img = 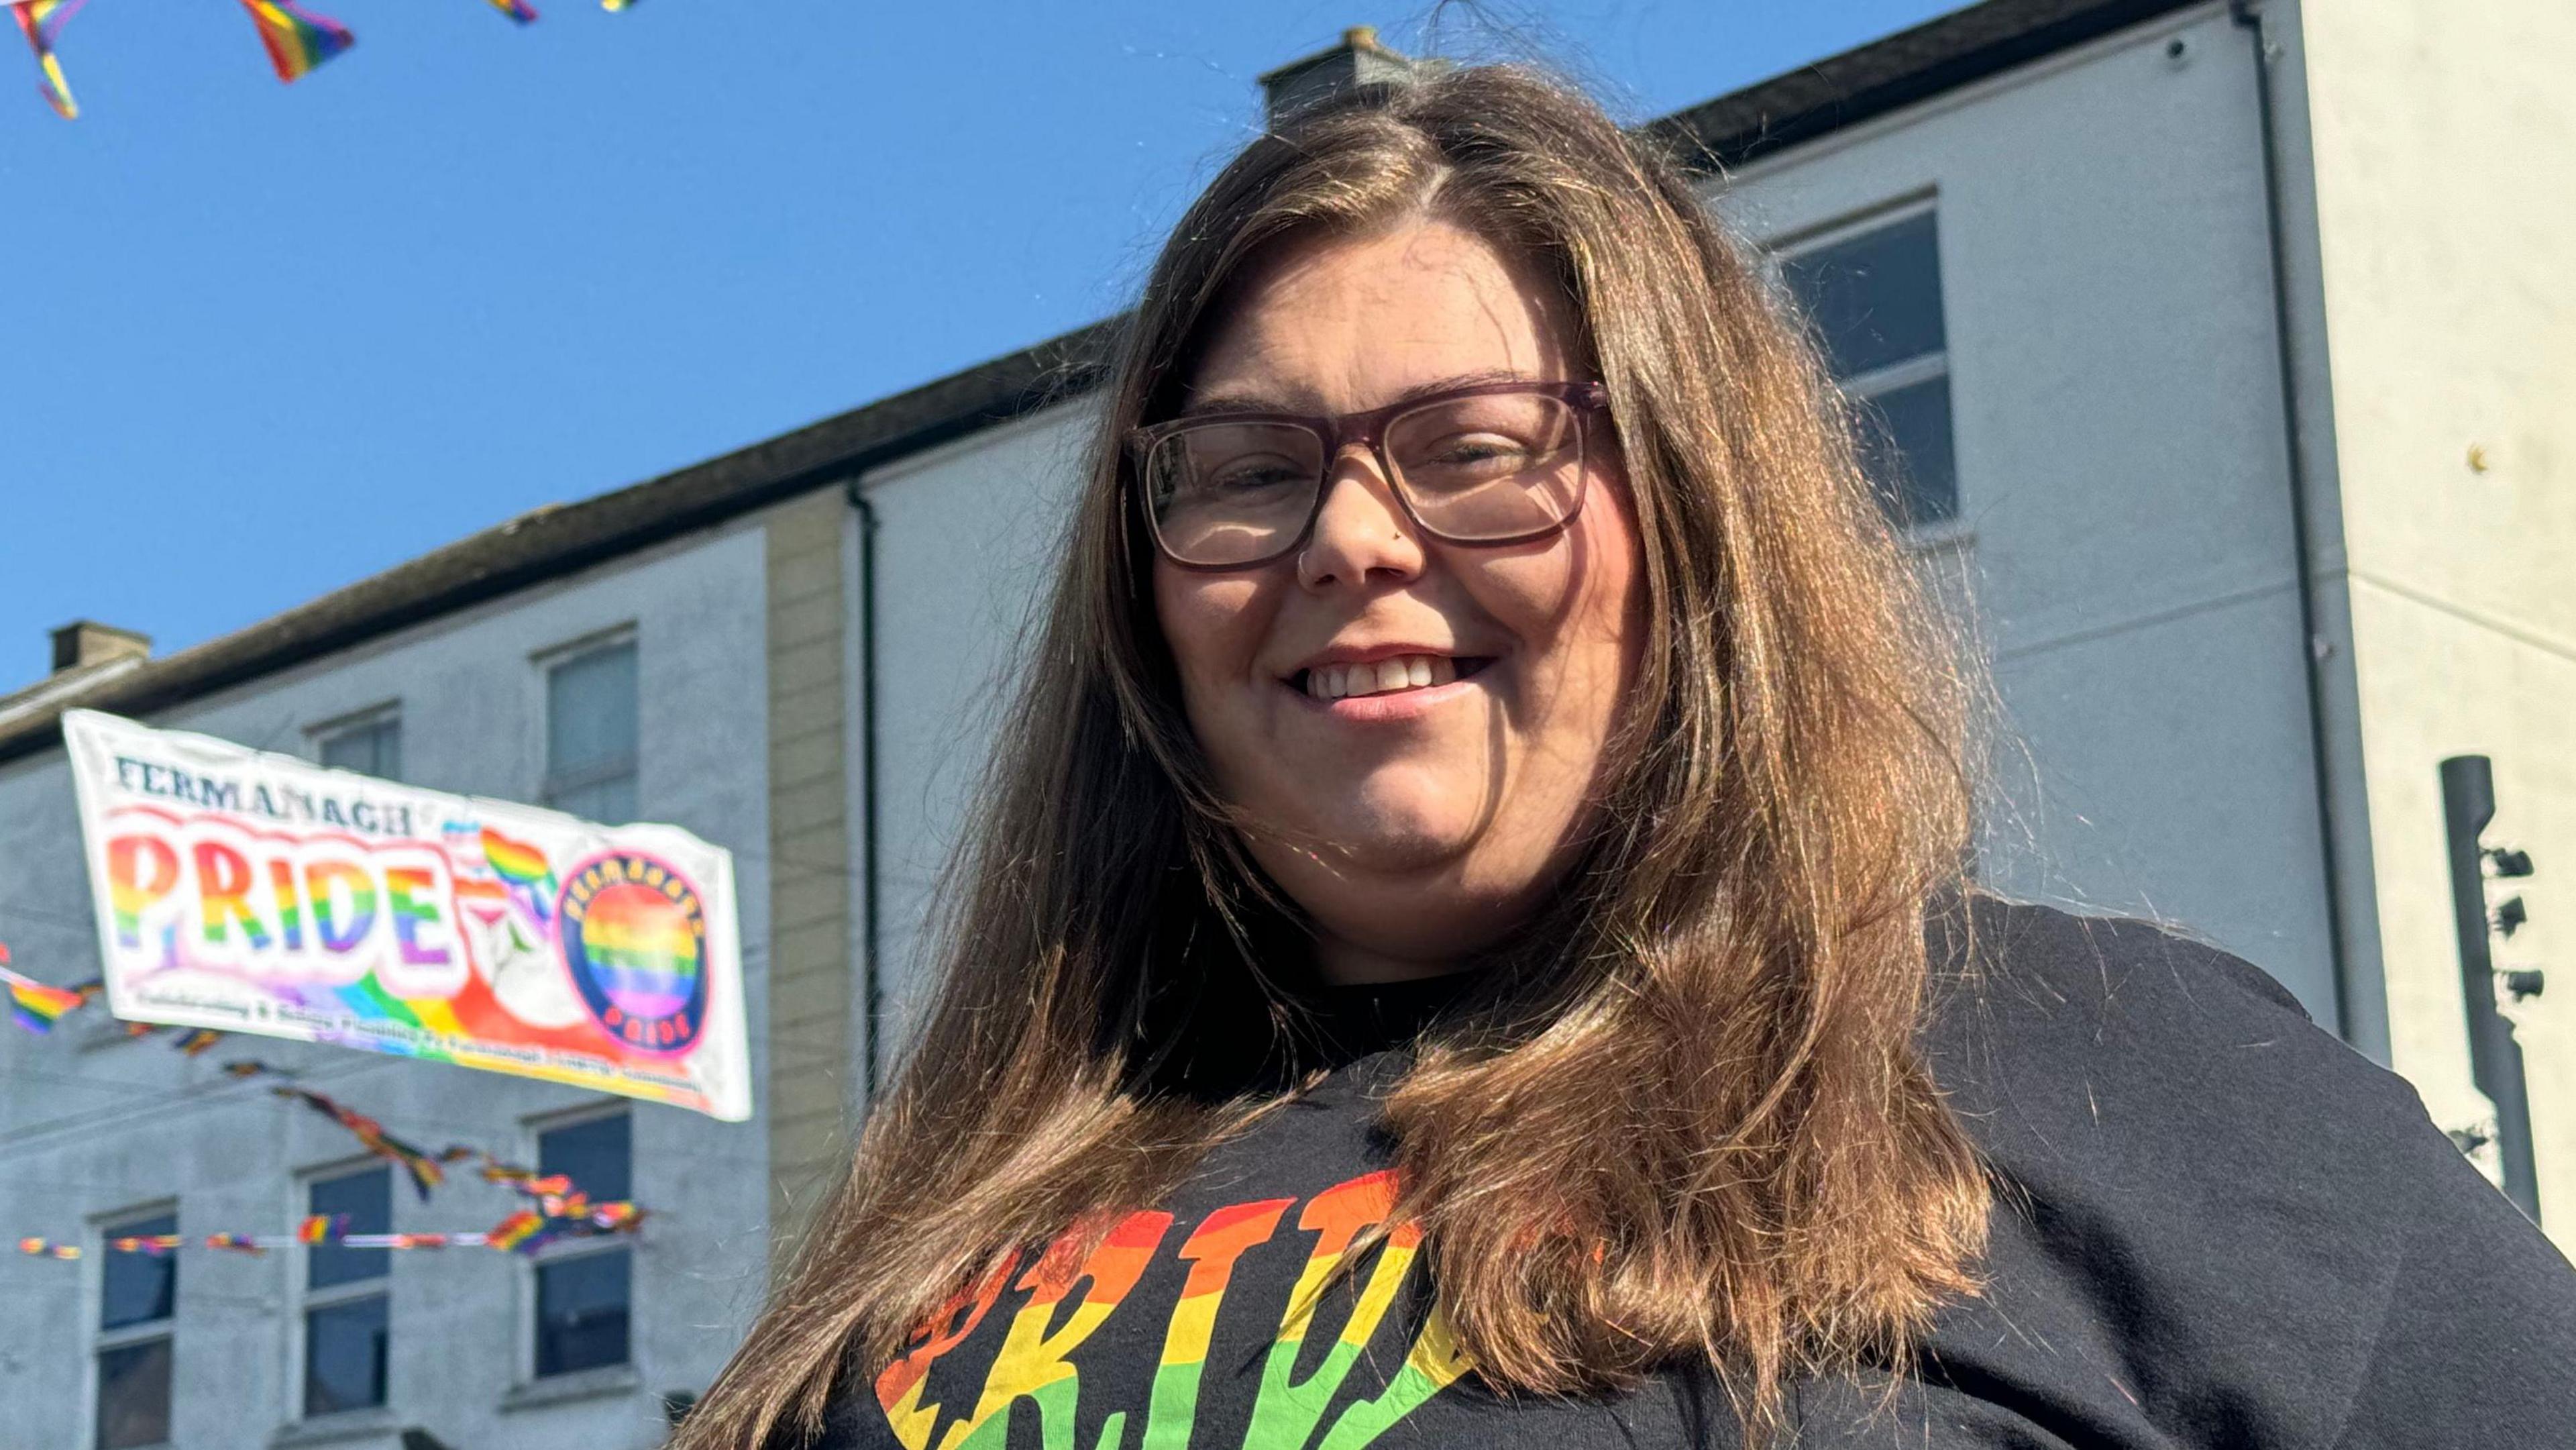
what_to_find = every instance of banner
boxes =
[62,709,750,1121]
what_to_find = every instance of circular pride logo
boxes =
[557,852,710,1055]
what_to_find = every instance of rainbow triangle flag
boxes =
[2,963,87,1035]
[237,0,354,84]
[487,0,540,21]
[9,0,87,121]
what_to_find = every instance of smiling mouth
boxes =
[1292,654,1496,703]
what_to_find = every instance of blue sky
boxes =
[0,0,1954,692]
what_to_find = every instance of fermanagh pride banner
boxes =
[62,709,751,1121]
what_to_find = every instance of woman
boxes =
[684,66,2576,1449]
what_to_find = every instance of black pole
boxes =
[2440,755,2540,1219]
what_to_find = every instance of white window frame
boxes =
[1766,197,1969,546]
[290,1159,394,1425]
[516,1102,638,1386]
[90,1200,179,1450]
[533,627,641,819]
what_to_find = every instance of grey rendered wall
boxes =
[1714,3,2345,1022]
[0,525,771,1450]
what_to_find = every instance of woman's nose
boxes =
[1295,446,1426,591]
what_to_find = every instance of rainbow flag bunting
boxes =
[3,962,87,1035]
[170,1028,225,1057]
[276,1086,449,1199]
[602,0,635,10]
[16,1237,80,1259]
[9,0,86,120]
[205,1233,265,1255]
[484,1209,544,1253]
[294,1214,350,1245]
[486,0,539,21]
[237,0,354,84]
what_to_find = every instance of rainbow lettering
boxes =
[874,1173,1473,1450]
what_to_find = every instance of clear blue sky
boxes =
[1,0,1954,692]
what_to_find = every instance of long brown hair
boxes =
[680,63,1990,1449]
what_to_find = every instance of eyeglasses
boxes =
[1131,379,1610,570]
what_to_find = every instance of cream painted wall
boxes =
[2290,0,2576,1219]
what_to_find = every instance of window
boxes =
[315,710,402,782]
[531,1111,632,1378]
[543,641,638,824]
[95,1210,176,1450]
[301,1166,391,1418]
[1777,208,1960,529]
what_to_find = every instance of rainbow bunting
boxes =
[275,1087,447,1199]
[237,0,353,84]
[9,0,86,120]
[601,0,635,9]
[170,1028,225,1057]
[295,1214,349,1245]
[205,1233,265,1255]
[109,1233,186,1255]
[484,1209,544,1253]
[16,1236,80,1259]
[3,962,87,1035]
[486,0,539,20]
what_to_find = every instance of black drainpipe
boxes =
[2231,0,2367,1053]
[847,484,883,1099]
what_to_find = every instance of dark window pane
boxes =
[1854,375,1960,528]
[1781,211,1947,380]
[547,774,637,827]
[547,645,638,778]
[95,1338,171,1450]
[535,1249,631,1378]
[100,1214,176,1331]
[320,719,400,782]
[303,1296,389,1416]
[308,1168,391,1290]
[537,1113,631,1204]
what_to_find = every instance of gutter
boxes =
[2231,0,2379,1057]
[845,484,885,1100]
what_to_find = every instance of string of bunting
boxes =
[3,941,651,1261]
[7,0,642,121]
[15,1198,644,1260]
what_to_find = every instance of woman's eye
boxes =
[1205,458,1307,493]
[1419,434,1533,469]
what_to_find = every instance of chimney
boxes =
[1257,25,1424,127]
[50,619,152,675]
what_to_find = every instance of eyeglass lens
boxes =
[1145,391,1585,568]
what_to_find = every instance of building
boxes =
[0,0,2567,1444]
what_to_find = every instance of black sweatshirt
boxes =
[804,896,2576,1449]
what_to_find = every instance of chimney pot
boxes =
[1257,24,1426,127]
[50,620,152,675]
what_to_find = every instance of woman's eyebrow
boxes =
[1179,368,1544,419]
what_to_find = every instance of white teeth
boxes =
[1302,654,1463,701]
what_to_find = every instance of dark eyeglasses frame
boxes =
[1128,378,1612,572]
